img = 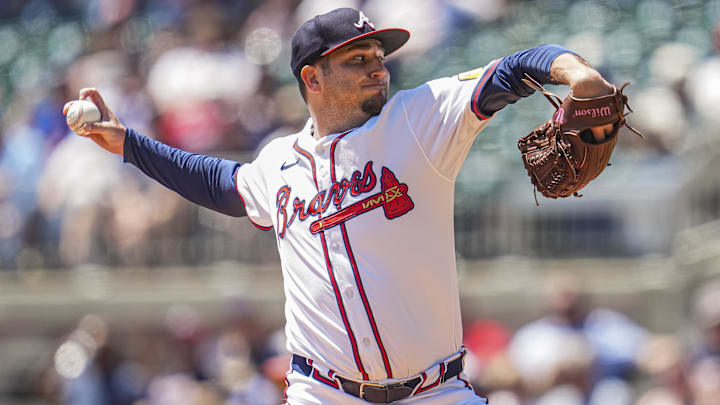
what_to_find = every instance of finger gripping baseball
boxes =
[518,74,642,204]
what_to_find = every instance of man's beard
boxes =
[361,92,387,116]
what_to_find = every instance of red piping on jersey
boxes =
[471,58,502,120]
[330,132,394,379]
[415,372,427,395]
[233,168,273,231]
[312,368,340,388]
[339,223,394,378]
[283,370,291,400]
[415,362,445,394]
[293,140,318,186]
[308,358,339,388]
[294,140,370,381]
[458,374,472,390]
[317,232,369,380]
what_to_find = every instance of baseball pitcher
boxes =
[64,8,635,404]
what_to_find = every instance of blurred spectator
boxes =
[690,279,720,361]
[507,274,648,404]
[50,315,114,405]
[463,318,514,395]
[40,311,285,405]
[36,132,123,266]
[0,120,46,268]
[146,3,262,152]
[635,335,691,405]
[139,373,222,405]
[684,279,720,404]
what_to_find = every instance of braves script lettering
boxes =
[276,162,376,238]
[308,167,413,234]
[573,105,612,119]
[276,163,414,237]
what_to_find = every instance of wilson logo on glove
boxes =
[573,106,612,119]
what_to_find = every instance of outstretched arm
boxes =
[472,44,614,140]
[123,129,247,217]
[63,88,247,218]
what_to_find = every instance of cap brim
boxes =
[320,28,410,57]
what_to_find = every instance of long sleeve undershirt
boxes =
[471,44,577,119]
[122,44,575,217]
[123,128,247,217]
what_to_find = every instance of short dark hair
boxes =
[296,57,331,103]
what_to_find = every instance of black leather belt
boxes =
[291,352,465,403]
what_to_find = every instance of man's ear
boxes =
[301,65,321,94]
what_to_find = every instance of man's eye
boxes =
[353,55,364,62]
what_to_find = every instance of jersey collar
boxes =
[297,118,358,155]
[296,118,317,153]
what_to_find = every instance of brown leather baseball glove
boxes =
[518,74,642,204]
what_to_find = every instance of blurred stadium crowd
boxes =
[1,0,720,269]
[7,274,720,405]
[462,276,720,405]
[2,0,720,404]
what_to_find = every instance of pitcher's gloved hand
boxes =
[517,74,643,204]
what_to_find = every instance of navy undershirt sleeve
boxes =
[471,44,578,119]
[123,128,247,217]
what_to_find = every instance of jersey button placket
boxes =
[318,141,384,378]
[328,239,385,377]
[324,228,377,375]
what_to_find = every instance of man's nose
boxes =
[370,62,387,79]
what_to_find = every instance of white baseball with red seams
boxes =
[235,64,496,401]
[65,99,101,133]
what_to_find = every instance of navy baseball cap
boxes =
[291,8,410,81]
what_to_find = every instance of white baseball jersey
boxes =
[235,64,495,383]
